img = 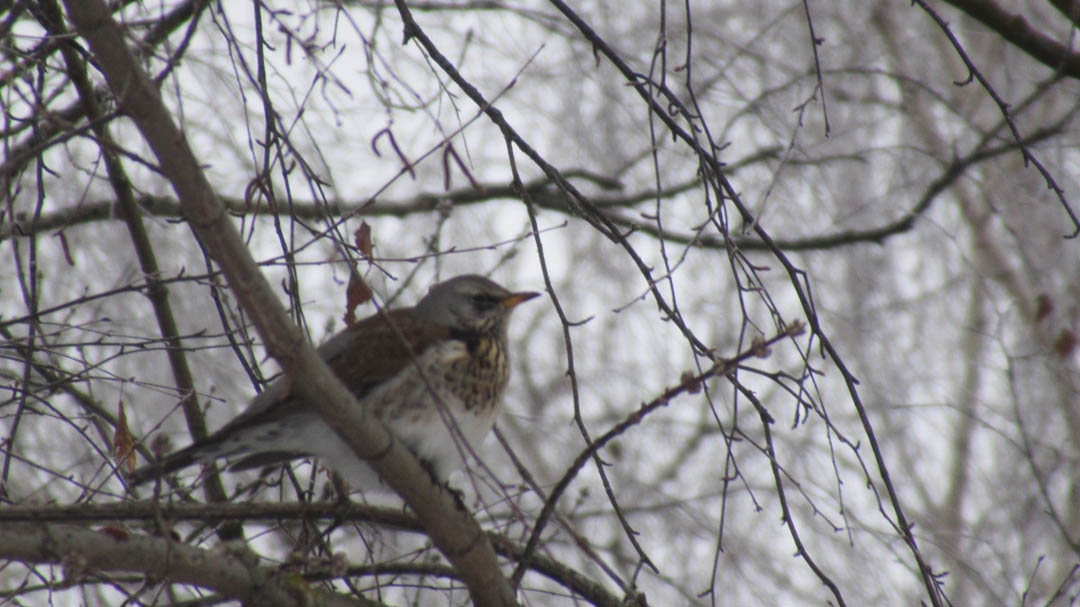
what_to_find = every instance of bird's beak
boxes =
[501,291,541,309]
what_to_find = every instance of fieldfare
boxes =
[128,274,540,490]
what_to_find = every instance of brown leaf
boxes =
[354,221,374,259]
[113,401,136,475]
[98,524,132,542]
[343,269,373,327]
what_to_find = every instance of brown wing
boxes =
[214,308,452,434]
[323,307,453,401]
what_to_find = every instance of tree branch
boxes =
[0,501,626,606]
[944,0,1080,79]
[0,523,379,607]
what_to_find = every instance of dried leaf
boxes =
[113,401,136,475]
[344,269,373,327]
[98,524,132,542]
[354,221,374,259]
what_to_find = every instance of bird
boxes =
[128,274,540,490]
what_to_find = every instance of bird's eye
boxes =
[470,293,500,312]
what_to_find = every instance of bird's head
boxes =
[415,274,539,335]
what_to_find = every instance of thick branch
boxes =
[0,501,626,607]
[944,0,1080,79]
[0,523,378,607]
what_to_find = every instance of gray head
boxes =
[414,274,539,334]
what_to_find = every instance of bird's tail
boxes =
[126,436,236,486]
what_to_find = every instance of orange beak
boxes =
[501,291,541,309]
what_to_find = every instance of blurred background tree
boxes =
[1,0,1078,605]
